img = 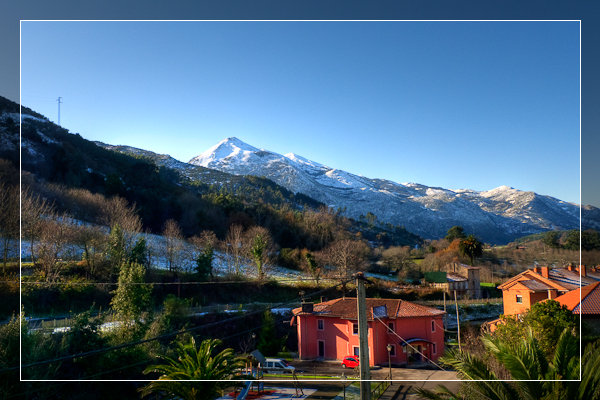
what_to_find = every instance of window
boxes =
[353,323,358,335]
[387,322,394,333]
[317,319,324,330]
[516,295,523,304]
[353,346,360,356]
[433,343,437,354]
[431,320,436,332]
[389,344,396,356]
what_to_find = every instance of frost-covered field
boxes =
[13,223,304,282]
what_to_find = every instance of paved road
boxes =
[288,359,457,380]
[261,360,460,399]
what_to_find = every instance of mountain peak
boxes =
[189,137,260,167]
[217,136,258,151]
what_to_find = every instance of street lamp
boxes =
[386,344,393,381]
[342,372,347,400]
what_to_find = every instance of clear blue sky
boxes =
[21,21,580,203]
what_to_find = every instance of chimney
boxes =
[547,289,558,300]
[567,263,575,272]
[533,266,541,274]
[301,302,314,313]
[540,266,549,279]
[578,265,587,277]
[320,296,326,303]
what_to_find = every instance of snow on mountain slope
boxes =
[188,137,584,243]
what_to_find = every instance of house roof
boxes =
[516,279,555,292]
[292,297,445,321]
[446,273,467,282]
[553,282,600,315]
[548,268,599,290]
[497,267,598,292]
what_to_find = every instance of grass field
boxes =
[480,282,499,288]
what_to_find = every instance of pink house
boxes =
[291,297,445,366]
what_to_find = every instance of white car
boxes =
[262,358,296,374]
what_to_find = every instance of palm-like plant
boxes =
[417,329,599,400]
[140,337,244,400]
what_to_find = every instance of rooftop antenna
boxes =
[57,97,62,125]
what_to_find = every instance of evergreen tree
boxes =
[564,230,580,251]
[446,225,466,242]
[195,247,214,280]
[458,234,483,265]
[257,310,284,356]
[302,250,322,285]
[110,261,152,323]
[129,237,148,266]
[108,224,126,271]
[542,231,561,249]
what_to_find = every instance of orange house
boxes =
[497,265,600,316]
[291,298,445,366]
[552,281,600,315]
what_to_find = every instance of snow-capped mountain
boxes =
[189,137,584,243]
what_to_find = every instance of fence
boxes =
[371,374,391,400]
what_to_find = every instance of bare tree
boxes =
[324,238,370,290]
[163,219,184,274]
[0,182,18,272]
[35,211,76,281]
[21,188,53,264]
[381,246,413,272]
[101,196,142,256]
[73,224,108,279]
[224,224,244,275]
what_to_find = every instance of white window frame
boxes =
[353,346,360,356]
[352,322,358,335]
[516,294,523,304]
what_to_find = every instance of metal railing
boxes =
[371,374,391,400]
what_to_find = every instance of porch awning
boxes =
[400,338,433,346]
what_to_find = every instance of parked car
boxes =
[262,358,296,374]
[342,356,359,368]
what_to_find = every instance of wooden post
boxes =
[443,291,447,328]
[356,273,371,400]
[454,290,461,352]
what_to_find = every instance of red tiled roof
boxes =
[554,282,600,315]
[292,297,444,321]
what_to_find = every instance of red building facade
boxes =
[291,298,445,366]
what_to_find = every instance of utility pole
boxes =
[454,290,461,352]
[57,97,62,126]
[355,272,371,400]
[443,291,447,327]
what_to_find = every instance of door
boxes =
[318,340,325,358]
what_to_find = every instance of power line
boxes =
[3,278,351,374]
[12,277,344,285]
[4,312,294,398]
